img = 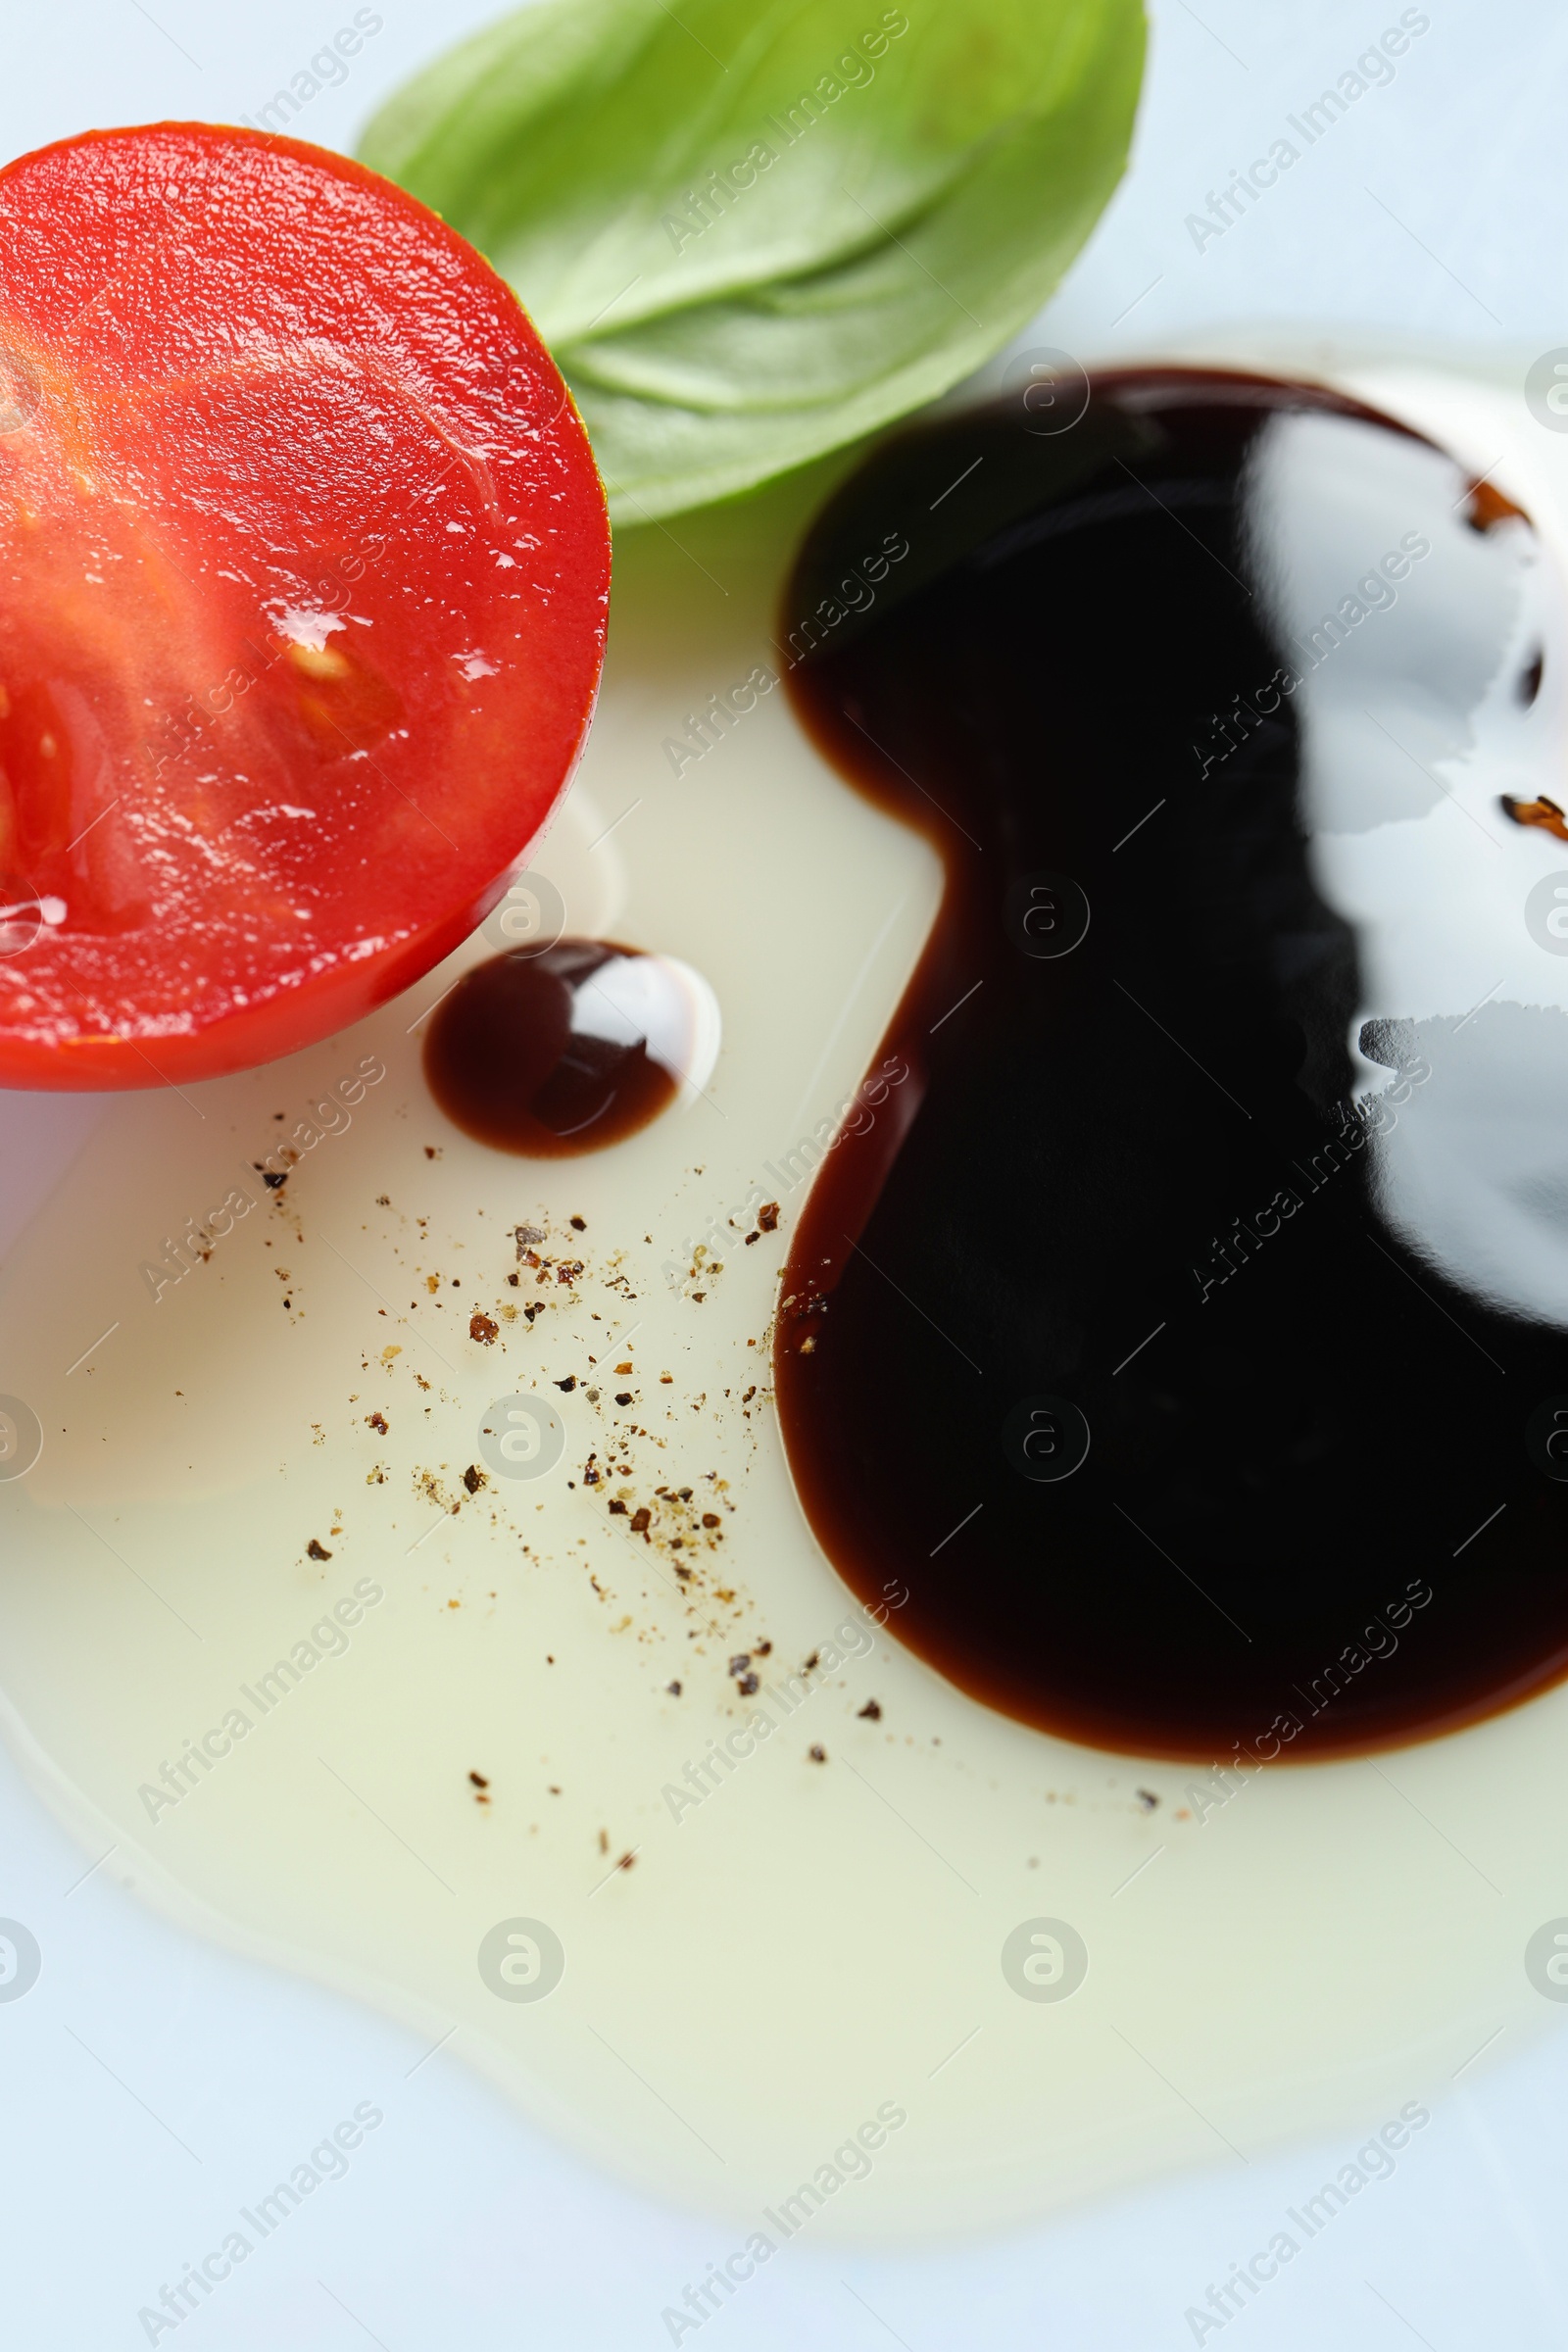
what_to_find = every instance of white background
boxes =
[3,3,1568,2345]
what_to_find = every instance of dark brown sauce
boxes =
[775,367,1568,1762]
[424,941,677,1155]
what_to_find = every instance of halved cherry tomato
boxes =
[0,123,609,1088]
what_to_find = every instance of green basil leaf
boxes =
[360,0,1145,521]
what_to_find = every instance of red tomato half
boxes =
[0,124,609,1088]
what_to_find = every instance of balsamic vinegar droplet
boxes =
[424,940,711,1157]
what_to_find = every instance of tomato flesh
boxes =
[0,123,609,1087]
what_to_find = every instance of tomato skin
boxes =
[0,123,610,1089]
